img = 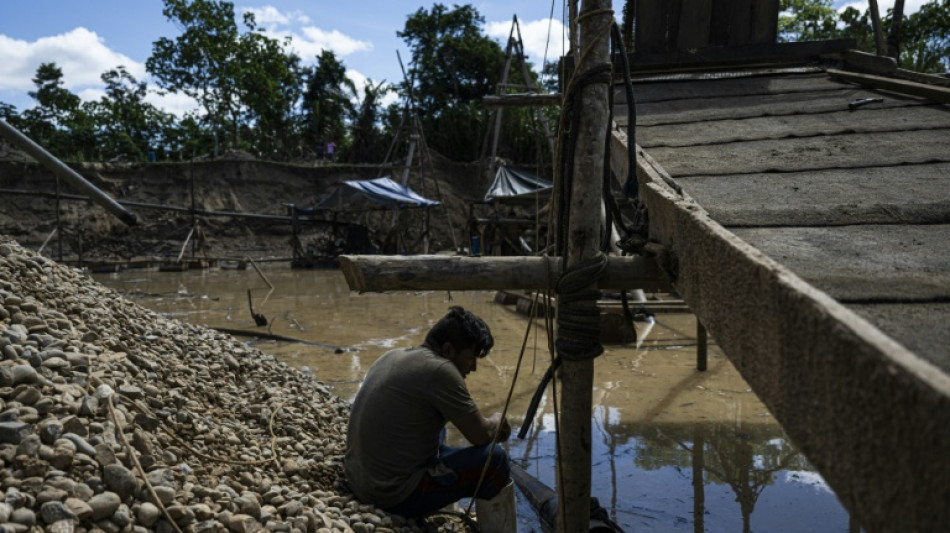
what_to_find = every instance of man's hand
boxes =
[488,412,512,442]
[453,411,512,445]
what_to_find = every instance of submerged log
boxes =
[338,255,670,293]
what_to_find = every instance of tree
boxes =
[900,0,950,72]
[301,50,356,157]
[778,0,840,42]
[398,4,506,160]
[147,0,245,156]
[236,18,304,160]
[347,80,392,163]
[17,62,97,160]
[94,66,174,161]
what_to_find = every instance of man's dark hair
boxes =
[425,306,494,358]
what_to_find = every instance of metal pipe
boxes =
[0,118,137,226]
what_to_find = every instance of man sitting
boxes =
[344,306,513,521]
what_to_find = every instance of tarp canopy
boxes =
[484,165,553,201]
[315,177,440,210]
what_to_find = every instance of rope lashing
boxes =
[555,252,608,362]
[518,254,607,438]
[556,62,613,256]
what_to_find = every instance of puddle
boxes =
[95,266,861,532]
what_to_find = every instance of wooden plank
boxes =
[337,255,672,292]
[637,104,950,147]
[635,0,673,52]
[727,0,753,45]
[620,87,929,127]
[732,224,950,301]
[751,0,780,44]
[625,39,856,73]
[628,72,845,103]
[849,303,950,374]
[646,128,950,176]
[828,68,950,103]
[609,126,950,533]
[677,0,713,50]
[679,163,950,226]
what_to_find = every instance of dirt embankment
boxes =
[0,154,484,262]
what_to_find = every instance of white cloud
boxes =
[485,18,568,68]
[77,88,106,103]
[346,69,399,109]
[297,26,372,58]
[241,6,310,30]
[0,28,144,93]
[238,6,371,61]
[145,90,201,118]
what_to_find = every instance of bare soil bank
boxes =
[0,154,485,262]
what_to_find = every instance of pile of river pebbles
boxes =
[0,238,461,533]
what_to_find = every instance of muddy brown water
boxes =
[94,266,860,532]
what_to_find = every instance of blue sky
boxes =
[0,1,926,116]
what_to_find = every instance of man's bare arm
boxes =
[452,411,511,446]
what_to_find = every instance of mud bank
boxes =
[0,237,449,532]
[0,157,483,262]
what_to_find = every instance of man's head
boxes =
[425,306,493,377]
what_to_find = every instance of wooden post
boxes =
[697,320,708,371]
[868,0,886,57]
[558,1,611,531]
[887,0,906,60]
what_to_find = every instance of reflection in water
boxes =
[95,267,858,532]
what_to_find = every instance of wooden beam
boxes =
[482,93,562,108]
[338,255,670,292]
[827,68,950,104]
[842,50,950,87]
[624,39,856,73]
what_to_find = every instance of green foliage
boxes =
[236,25,304,160]
[92,66,175,161]
[147,0,246,154]
[347,80,392,163]
[398,3,505,160]
[302,50,356,157]
[900,0,950,72]
[779,0,949,73]
[19,63,90,159]
[778,0,840,42]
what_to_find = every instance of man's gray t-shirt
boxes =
[344,346,478,507]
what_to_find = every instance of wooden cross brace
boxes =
[338,254,671,293]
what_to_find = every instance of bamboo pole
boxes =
[887,0,906,60]
[558,1,612,530]
[868,0,886,56]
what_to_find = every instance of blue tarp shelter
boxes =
[484,165,552,201]
[316,177,439,210]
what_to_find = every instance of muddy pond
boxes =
[94,266,860,532]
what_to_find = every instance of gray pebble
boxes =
[88,491,121,521]
[39,501,76,524]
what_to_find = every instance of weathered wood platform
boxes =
[611,66,950,532]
